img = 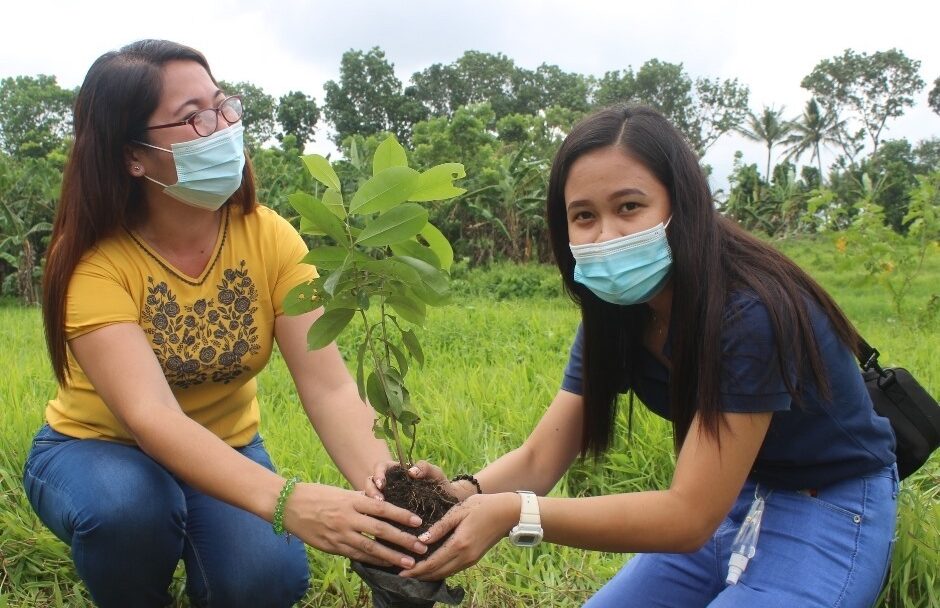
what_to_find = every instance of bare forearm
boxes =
[131,406,284,521]
[454,444,567,501]
[463,390,582,500]
[540,491,712,553]
[303,381,392,489]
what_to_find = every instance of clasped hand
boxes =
[283,482,429,569]
[368,461,520,581]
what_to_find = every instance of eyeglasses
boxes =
[145,95,243,138]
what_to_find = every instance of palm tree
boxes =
[781,99,844,184]
[736,105,793,183]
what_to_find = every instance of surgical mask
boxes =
[136,124,246,211]
[570,218,673,305]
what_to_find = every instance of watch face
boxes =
[514,534,540,547]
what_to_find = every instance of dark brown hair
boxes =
[43,39,257,384]
[547,105,860,455]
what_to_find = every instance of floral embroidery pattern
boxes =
[142,260,260,388]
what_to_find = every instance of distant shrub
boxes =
[450,262,565,300]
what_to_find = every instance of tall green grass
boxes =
[1,236,937,606]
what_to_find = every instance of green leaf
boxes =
[322,269,344,296]
[382,339,409,377]
[401,416,415,439]
[349,138,362,169]
[409,281,451,307]
[356,204,428,247]
[288,192,349,245]
[322,188,346,219]
[420,223,454,271]
[301,154,341,191]
[349,167,420,215]
[386,294,426,326]
[394,256,450,305]
[408,163,467,202]
[401,330,424,367]
[356,342,368,401]
[372,418,389,440]
[302,247,369,271]
[324,292,358,310]
[367,372,390,416]
[282,281,319,316]
[391,240,441,269]
[299,216,324,236]
[361,258,422,287]
[373,135,408,175]
[397,410,420,426]
[306,308,354,350]
[384,366,404,385]
[367,370,404,417]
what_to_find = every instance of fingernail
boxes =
[409,466,420,475]
[376,494,384,501]
[419,532,430,542]
[410,516,422,526]
[376,479,383,489]
[414,542,428,554]
[401,557,415,568]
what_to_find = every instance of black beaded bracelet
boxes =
[451,474,482,495]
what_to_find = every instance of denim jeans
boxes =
[23,425,310,608]
[584,465,899,608]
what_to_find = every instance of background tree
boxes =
[690,76,751,154]
[276,90,320,151]
[0,75,74,158]
[530,64,593,115]
[0,153,61,301]
[324,47,428,146]
[593,60,747,155]
[218,80,276,149]
[782,98,844,182]
[801,48,925,154]
[913,137,940,174]
[929,76,940,115]
[864,139,920,233]
[737,105,793,181]
[411,51,517,119]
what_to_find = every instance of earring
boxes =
[134,165,141,171]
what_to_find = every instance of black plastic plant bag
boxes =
[351,560,465,608]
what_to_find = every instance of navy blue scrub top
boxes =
[562,292,896,490]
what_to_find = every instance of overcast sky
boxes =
[2,0,938,191]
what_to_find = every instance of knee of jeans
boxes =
[73,473,185,544]
[203,553,310,608]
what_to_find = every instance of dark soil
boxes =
[380,465,459,562]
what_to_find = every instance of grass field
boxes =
[1,234,937,606]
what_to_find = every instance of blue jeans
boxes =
[585,465,899,608]
[22,425,310,608]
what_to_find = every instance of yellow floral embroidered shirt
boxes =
[45,204,317,446]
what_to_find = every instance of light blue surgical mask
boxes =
[570,218,673,305]
[136,124,245,211]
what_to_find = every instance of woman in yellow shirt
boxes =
[23,39,427,608]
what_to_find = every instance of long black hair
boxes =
[547,105,860,455]
[44,39,257,384]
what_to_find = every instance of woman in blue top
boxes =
[378,105,898,607]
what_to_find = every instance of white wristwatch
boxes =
[508,490,543,547]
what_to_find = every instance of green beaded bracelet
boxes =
[272,475,300,537]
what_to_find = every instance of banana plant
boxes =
[0,197,52,304]
[283,136,465,466]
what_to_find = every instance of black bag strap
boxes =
[856,336,888,377]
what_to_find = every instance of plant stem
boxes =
[360,308,407,467]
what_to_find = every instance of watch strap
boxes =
[516,490,540,526]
